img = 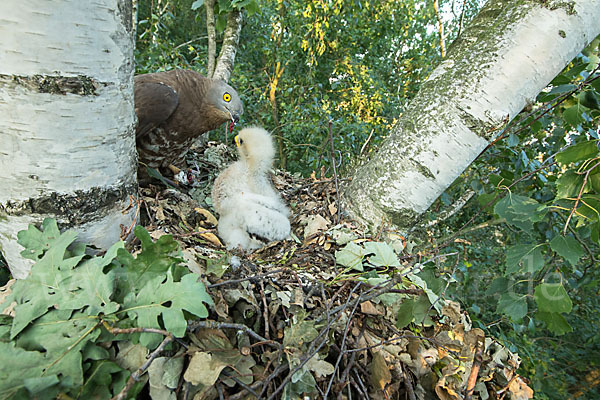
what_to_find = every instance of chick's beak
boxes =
[234,135,241,147]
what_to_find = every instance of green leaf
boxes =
[555,140,599,164]
[562,105,584,127]
[0,341,56,399]
[534,283,572,313]
[477,193,498,213]
[363,242,400,267]
[7,228,82,338]
[191,0,204,10]
[116,226,183,297]
[335,242,368,271]
[505,244,545,274]
[124,272,212,347]
[16,218,63,261]
[79,360,125,400]
[535,311,573,335]
[497,293,527,321]
[494,194,546,231]
[396,299,415,329]
[549,235,584,266]
[485,277,509,295]
[412,294,434,326]
[6,234,122,339]
[283,319,319,349]
[23,376,60,395]
[17,310,101,387]
[556,170,585,198]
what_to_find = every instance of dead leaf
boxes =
[360,300,382,315]
[194,207,218,227]
[0,279,16,316]
[302,214,331,239]
[508,376,534,400]
[328,202,338,216]
[369,352,391,391]
[198,231,223,247]
[442,300,462,324]
[306,356,335,378]
[184,352,227,386]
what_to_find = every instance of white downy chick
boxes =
[212,126,291,250]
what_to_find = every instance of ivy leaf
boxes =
[364,242,400,267]
[549,235,584,266]
[505,244,545,274]
[555,140,599,164]
[124,272,212,347]
[283,319,319,349]
[534,283,572,313]
[335,242,368,271]
[535,311,573,335]
[497,293,527,321]
[494,194,546,231]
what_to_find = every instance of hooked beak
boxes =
[230,111,240,124]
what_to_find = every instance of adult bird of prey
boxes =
[134,69,244,174]
[212,127,291,251]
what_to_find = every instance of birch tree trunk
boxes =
[0,0,137,279]
[344,0,600,231]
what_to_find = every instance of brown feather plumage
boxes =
[134,69,243,171]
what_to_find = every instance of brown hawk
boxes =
[134,69,243,172]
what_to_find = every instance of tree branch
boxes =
[213,8,243,82]
[205,0,216,77]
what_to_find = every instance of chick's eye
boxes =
[223,92,231,102]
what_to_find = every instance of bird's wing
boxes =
[242,202,291,242]
[134,81,179,139]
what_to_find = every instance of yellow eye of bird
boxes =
[223,92,231,102]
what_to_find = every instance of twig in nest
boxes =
[111,334,173,400]
[228,381,264,400]
[187,321,281,350]
[328,120,342,224]
[120,194,141,240]
[323,282,364,398]
[102,320,171,337]
[259,280,271,340]
[465,339,485,399]
[207,268,286,289]
[400,362,417,400]
[221,370,261,398]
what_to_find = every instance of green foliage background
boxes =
[133,1,600,397]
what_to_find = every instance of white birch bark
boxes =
[344,0,600,231]
[0,0,137,278]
